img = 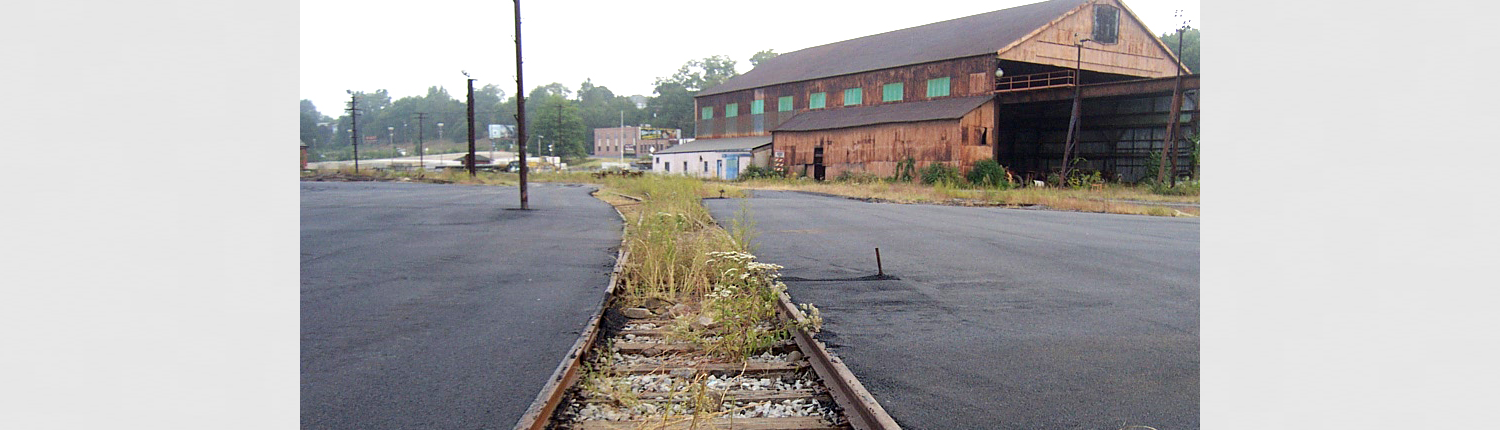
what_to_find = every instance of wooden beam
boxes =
[613,361,805,375]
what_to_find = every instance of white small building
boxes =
[651,136,772,180]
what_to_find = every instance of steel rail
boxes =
[773,293,901,430]
[515,188,898,429]
[513,190,628,430]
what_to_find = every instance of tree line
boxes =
[301,51,761,163]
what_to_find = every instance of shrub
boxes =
[1150,179,1200,196]
[1066,169,1103,190]
[1141,151,1162,185]
[893,157,917,182]
[966,159,1012,189]
[920,162,962,185]
[738,165,778,180]
[834,170,883,184]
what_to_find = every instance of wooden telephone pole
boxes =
[514,0,529,209]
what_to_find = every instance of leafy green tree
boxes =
[300,100,333,148]
[527,93,587,160]
[646,56,742,137]
[664,55,739,92]
[330,89,393,149]
[749,49,778,68]
[647,81,695,137]
[1159,27,1199,73]
[577,78,648,154]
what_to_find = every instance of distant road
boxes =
[706,191,1199,429]
[301,182,619,429]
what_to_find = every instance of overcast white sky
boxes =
[300,0,1198,116]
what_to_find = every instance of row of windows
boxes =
[701,77,952,120]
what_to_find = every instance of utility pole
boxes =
[465,71,477,177]
[515,0,529,209]
[414,112,427,171]
[1060,38,1090,187]
[1158,12,1190,186]
[346,91,360,173]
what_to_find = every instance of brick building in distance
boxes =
[692,0,1197,182]
[593,126,682,158]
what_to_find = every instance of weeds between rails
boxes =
[547,176,842,427]
[596,175,816,359]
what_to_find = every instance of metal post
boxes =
[875,248,884,277]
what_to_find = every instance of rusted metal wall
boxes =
[696,56,995,139]
[772,103,995,179]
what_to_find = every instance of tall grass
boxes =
[598,175,811,359]
[605,176,740,306]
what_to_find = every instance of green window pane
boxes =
[809,92,826,109]
[778,96,793,112]
[726,103,738,118]
[844,88,862,106]
[926,77,950,98]
[751,100,764,114]
[882,82,903,102]
[701,106,712,119]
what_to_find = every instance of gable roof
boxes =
[773,95,993,132]
[699,0,1089,97]
[654,136,773,154]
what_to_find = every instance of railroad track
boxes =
[515,192,898,429]
[515,289,897,430]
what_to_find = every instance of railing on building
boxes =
[995,70,1077,92]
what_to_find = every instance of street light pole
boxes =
[388,126,395,160]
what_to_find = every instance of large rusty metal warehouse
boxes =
[693,0,1198,182]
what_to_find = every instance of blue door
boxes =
[724,154,741,180]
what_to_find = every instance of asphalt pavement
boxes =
[301,181,620,429]
[705,190,1199,429]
